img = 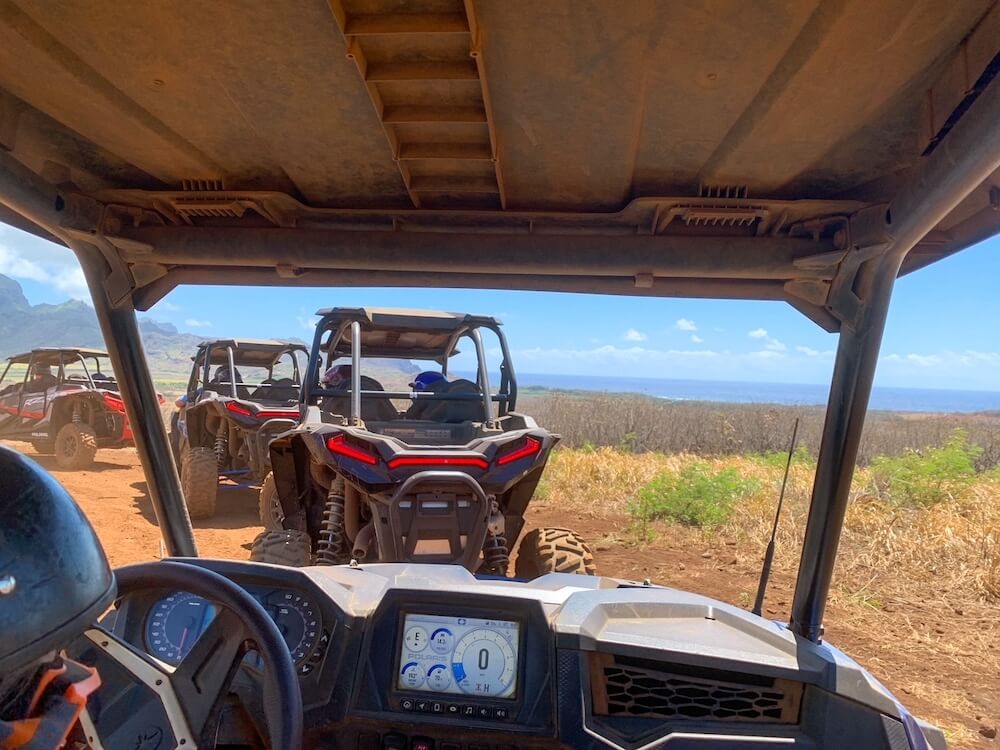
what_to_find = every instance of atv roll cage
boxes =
[304,307,516,427]
[0,2,998,647]
[188,339,307,401]
[0,348,119,417]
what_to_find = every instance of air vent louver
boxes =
[590,653,801,724]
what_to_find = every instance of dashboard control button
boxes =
[415,699,430,712]
[382,733,406,750]
[476,705,494,719]
[430,701,444,714]
[400,698,415,712]
[410,738,434,750]
[494,706,510,720]
[461,705,476,717]
[444,703,461,716]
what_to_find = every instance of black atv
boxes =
[0,348,141,469]
[251,307,595,578]
[171,339,307,520]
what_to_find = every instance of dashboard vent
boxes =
[590,653,801,724]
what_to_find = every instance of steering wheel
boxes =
[79,561,303,750]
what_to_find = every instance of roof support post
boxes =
[71,240,197,558]
[791,72,1000,642]
[789,247,900,642]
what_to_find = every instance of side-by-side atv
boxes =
[0,348,139,469]
[171,339,307,520]
[253,307,594,577]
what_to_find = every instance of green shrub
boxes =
[751,445,815,471]
[627,461,761,529]
[869,429,982,507]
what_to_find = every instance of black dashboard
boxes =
[85,558,935,750]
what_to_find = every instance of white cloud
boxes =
[296,308,318,332]
[0,242,90,301]
[674,318,697,332]
[184,318,213,328]
[690,334,704,344]
[157,301,181,312]
[749,328,768,339]
[623,328,647,342]
[765,338,787,352]
[796,345,820,357]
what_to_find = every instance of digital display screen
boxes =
[397,614,519,699]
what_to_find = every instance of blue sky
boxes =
[1,223,997,391]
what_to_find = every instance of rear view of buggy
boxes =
[253,307,595,578]
[0,348,142,469]
[170,339,306,519]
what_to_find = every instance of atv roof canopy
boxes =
[195,340,308,368]
[6,348,111,366]
[318,307,501,361]
[0,0,998,644]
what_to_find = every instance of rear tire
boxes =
[514,527,597,579]
[181,446,218,519]
[258,472,284,530]
[249,530,313,567]
[53,423,98,470]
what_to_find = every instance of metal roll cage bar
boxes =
[0,64,998,645]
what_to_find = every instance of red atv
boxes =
[0,348,142,469]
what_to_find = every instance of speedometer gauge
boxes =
[145,591,217,665]
[258,590,320,663]
[451,629,516,697]
[144,588,322,666]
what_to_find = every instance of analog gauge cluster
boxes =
[397,613,520,699]
[145,587,322,667]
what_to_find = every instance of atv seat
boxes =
[250,378,299,404]
[406,379,485,423]
[321,375,399,422]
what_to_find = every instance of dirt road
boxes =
[6,442,995,748]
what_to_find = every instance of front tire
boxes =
[180,446,218,519]
[258,472,283,530]
[514,527,597,579]
[53,423,98,470]
[249,530,313,567]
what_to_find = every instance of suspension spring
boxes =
[71,404,81,424]
[213,431,228,466]
[481,532,509,576]
[315,485,349,565]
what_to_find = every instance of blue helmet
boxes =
[410,371,446,392]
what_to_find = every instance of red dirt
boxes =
[5,441,995,748]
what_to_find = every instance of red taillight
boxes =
[226,402,253,416]
[496,436,542,466]
[255,409,299,420]
[326,435,379,465]
[156,393,166,405]
[387,455,489,470]
[102,393,126,413]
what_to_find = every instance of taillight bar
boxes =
[387,455,489,470]
[226,401,253,416]
[226,401,297,420]
[326,434,379,465]
[496,436,542,466]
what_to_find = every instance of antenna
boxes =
[752,418,799,617]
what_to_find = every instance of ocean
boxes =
[512,373,1000,414]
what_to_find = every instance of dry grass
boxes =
[522,393,1000,468]
[538,446,1000,746]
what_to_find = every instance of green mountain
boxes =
[0,275,418,392]
[0,274,203,386]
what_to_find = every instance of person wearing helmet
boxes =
[0,446,112,749]
[321,364,352,389]
[409,371,446,392]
